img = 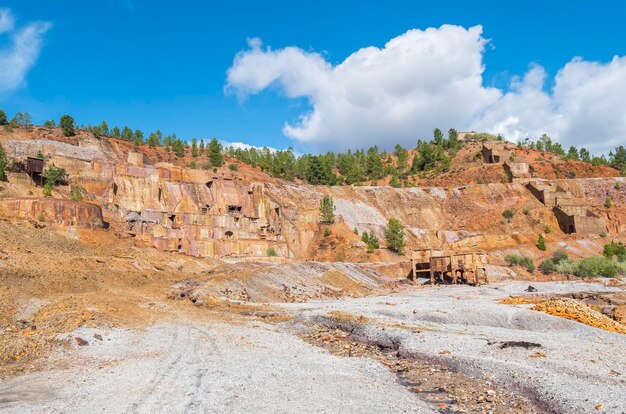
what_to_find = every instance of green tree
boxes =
[147,132,160,148]
[0,143,7,180]
[172,138,185,157]
[12,112,32,126]
[0,109,7,125]
[366,146,384,180]
[99,121,109,136]
[43,120,56,128]
[191,138,199,157]
[208,138,223,167]
[394,144,408,172]
[579,148,591,163]
[59,114,76,137]
[433,128,444,146]
[566,146,579,161]
[365,231,379,252]
[609,146,626,172]
[319,195,335,223]
[447,128,460,152]
[537,234,547,251]
[199,138,205,155]
[121,126,133,141]
[133,129,144,145]
[384,218,405,254]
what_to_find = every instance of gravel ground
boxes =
[0,322,431,414]
[281,281,626,413]
[1,280,624,413]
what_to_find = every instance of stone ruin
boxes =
[526,180,606,234]
[481,141,511,164]
[553,205,607,235]
[504,161,532,182]
[526,181,572,207]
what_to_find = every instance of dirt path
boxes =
[0,320,431,413]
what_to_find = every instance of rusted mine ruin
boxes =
[410,248,489,286]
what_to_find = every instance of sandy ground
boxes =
[1,281,625,413]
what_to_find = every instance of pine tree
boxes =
[433,128,444,146]
[147,132,160,147]
[191,138,199,157]
[133,130,144,145]
[0,143,7,181]
[319,195,335,223]
[0,109,7,125]
[208,138,223,167]
[59,114,76,137]
[121,126,133,141]
[384,218,406,254]
[100,121,109,136]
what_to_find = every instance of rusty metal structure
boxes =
[25,156,44,186]
[411,249,488,286]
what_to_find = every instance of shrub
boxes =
[603,241,626,260]
[539,250,570,274]
[604,197,612,208]
[266,248,277,257]
[544,225,552,234]
[323,228,330,237]
[523,208,531,216]
[574,256,618,278]
[228,163,238,171]
[552,249,569,263]
[353,228,359,235]
[502,209,515,221]
[69,184,83,201]
[536,234,547,251]
[539,259,557,274]
[43,183,52,197]
[615,182,622,190]
[43,166,67,186]
[38,213,45,222]
[505,255,535,273]
[600,231,608,238]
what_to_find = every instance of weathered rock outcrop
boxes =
[0,198,105,228]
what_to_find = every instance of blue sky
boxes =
[1,1,625,153]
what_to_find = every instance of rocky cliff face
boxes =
[0,128,624,261]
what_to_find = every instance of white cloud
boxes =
[226,26,626,154]
[0,9,15,34]
[0,8,51,95]
[220,140,281,152]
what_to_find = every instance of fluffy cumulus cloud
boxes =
[0,8,51,95]
[226,26,626,153]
